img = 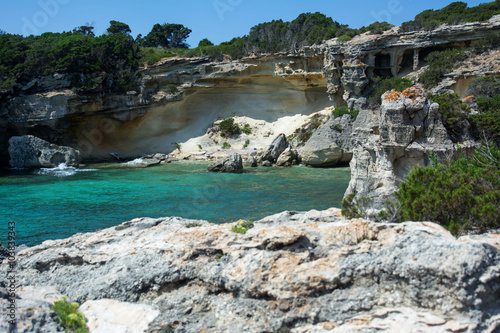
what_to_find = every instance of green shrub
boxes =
[222,142,231,149]
[471,32,500,54]
[466,76,500,141]
[173,142,181,150]
[358,21,394,35]
[198,144,203,150]
[429,93,469,141]
[419,49,466,88]
[369,77,413,103]
[332,106,359,121]
[395,146,500,235]
[52,297,88,333]
[231,220,254,234]
[219,118,240,137]
[337,34,352,42]
[467,76,500,98]
[341,193,362,219]
[470,95,500,140]
[241,123,252,135]
[243,139,250,148]
[400,1,500,32]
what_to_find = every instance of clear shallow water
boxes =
[0,162,350,247]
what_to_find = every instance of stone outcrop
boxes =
[344,87,471,216]
[2,208,500,332]
[207,153,243,173]
[275,147,299,167]
[261,133,290,164]
[8,135,81,168]
[300,115,354,167]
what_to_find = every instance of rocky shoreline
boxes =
[2,208,500,332]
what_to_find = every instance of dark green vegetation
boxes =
[400,0,500,32]
[395,145,500,236]
[428,76,500,143]
[419,49,466,88]
[429,93,469,141]
[0,21,191,92]
[467,76,500,141]
[211,13,392,59]
[52,297,88,332]
[332,106,359,121]
[369,77,413,104]
[137,23,191,49]
[219,117,240,137]
[0,29,140,92]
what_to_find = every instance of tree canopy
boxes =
[107,20,131,35]
[141,23,191,48]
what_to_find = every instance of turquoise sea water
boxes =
[0,162,350,247]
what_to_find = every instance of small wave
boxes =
[35,163,97,177]
[122,158,145,166]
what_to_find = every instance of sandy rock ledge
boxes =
[2,209,500,332]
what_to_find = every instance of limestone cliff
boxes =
[1,15,499,165]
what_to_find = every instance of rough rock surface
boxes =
[2,208,500,332]
[344,88,462,215]
[80,299,160,333]
[275,147,299,167]
[261,133,290,163]
[8,135,80,168]
[207,153,243,173]
[300,115,354,167]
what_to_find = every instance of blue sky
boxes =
[0,0,490,46]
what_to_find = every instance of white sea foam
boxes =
[35,163,97,177]
[122,158,146,166]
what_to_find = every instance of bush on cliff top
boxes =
[400,1,500,32]
[394,144,500,236]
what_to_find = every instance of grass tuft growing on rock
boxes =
[231,220,254,235]
[52,297,88,333]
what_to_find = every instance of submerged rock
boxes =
[207,153,243,173]
[3,208,500,332]
[8,135,80,168]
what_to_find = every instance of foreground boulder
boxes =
[2,208,500,332]
[8,135,80,168]
[207,153,243,173]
